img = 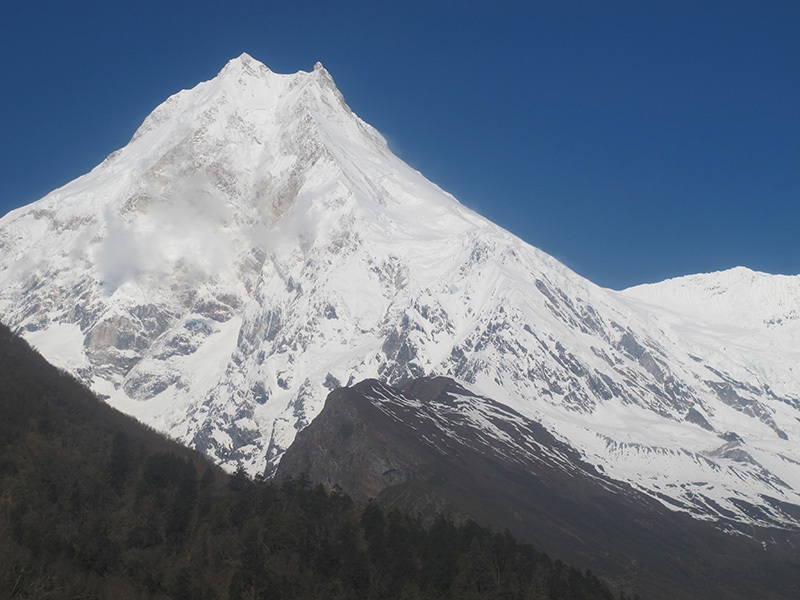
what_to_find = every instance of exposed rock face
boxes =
[275,376,800,600]
[277,377,600,505]
[277,381,427,502]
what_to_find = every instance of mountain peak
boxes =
[228,51,260,67]
[311,60,336,88]
[219,52,272,78]
[214,55,336,96]
[110,54,374,199]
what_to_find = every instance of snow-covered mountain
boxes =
[1,53,799,533]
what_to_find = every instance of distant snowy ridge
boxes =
[623,266,800,327]
[620,267,800,403]
[1,54,799,533]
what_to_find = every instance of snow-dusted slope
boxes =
[1,54,799,532]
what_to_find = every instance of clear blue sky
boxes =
[2,1,798,289]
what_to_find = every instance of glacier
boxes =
[1,53,799,533]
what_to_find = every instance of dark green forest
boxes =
[0,323,622,599]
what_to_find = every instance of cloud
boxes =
[94,207,146,290]
[93,173,237,293]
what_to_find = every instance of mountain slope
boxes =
[1,54,799,533]
[276,376,800,600]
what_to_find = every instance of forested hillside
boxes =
[0,322,619,599]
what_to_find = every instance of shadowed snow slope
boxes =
[1,54,799,534]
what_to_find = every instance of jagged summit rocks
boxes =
[1,55,800,533]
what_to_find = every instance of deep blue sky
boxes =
[2,1,798,289]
